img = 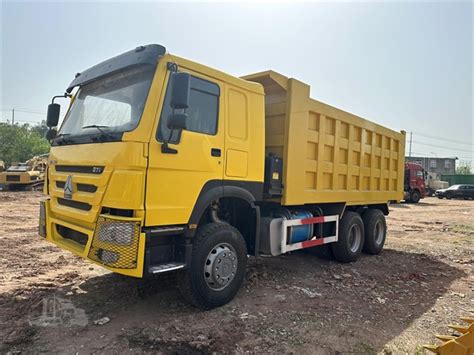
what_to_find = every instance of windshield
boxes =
[447,185,460,190]
[57,65,155,142]
[7,165,29,172]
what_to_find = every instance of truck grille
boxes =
[55,165,104,174]
[56,224,88,246]
[49,164,110,223]
[6,175,20,181]
[56,181,97,193]
[57,198,92,211]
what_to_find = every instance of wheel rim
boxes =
[374,220,384,245]
[204,243,238,291]
[348,224,362,253]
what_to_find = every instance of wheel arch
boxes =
[186,181,262,256]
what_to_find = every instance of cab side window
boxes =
[157,75,220,143]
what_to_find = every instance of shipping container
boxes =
[441,174,474,186]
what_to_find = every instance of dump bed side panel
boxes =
[284,78,405,205]
[243,71,406,206]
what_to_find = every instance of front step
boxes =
[149,262,185,274]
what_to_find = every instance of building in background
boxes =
[405,156,457,179]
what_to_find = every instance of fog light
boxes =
[98,249,119,264]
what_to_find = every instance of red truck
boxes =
[404,162,426,203]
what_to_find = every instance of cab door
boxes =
[146,68,225,227]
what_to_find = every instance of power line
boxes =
[0,108,65,116]
[410,152,472,160]
[1,119,42,124]
[411,131,473,146]
[410,140,473,153]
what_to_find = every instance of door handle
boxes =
[211,148,221,157]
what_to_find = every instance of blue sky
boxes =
[1,2,472,164]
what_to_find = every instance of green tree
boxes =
[0,122,50,166]
[30,120,49,138]
[456,161,472,175]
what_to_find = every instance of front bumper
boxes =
[40,198,146,278]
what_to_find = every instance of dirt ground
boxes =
[0,192,472,354]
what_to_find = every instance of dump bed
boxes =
[243,71,406,206]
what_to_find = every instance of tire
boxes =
[307,244,334,260]
[331,211,364,263]
[362,209,386,255]
[437,195,443,199]
[177,222,247,309]
[410,190,420,203]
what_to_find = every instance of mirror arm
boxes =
[161,141,178,154]
[167,62,178,73]
[51,93,72,104]
[161,109,178,154]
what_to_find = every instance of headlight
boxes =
[89,217,141,269]
[97,221,135,245]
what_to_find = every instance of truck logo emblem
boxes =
[64,175,73,199]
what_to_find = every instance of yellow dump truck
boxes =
[0,154,48,190]
[40,44,405,309]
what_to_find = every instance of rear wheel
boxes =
[362,209,386,255]
[307,244,334,260]
[177,222,247,309]
[331,211,364,263]
[410,190,420,203]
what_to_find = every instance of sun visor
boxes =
[66,44,166,93]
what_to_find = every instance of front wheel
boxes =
[177,222,247,309]
[410,190,420,203]
[331,211,364,263]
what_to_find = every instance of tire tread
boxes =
[177,222,246,309]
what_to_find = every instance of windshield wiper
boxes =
[54,133,72,145]
[81,125,114,142]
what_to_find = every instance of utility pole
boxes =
[11,109,15,125]
[408,131,412,157]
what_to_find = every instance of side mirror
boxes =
[167,113,187,130]
[170,72,191,109]
[47,103,60,127]
[45,128,57,141]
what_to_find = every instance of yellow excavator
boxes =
[0,154,48,191]
[424,311,474,354]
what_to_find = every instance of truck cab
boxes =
[404,162,426,203]
[41,45,265,306]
